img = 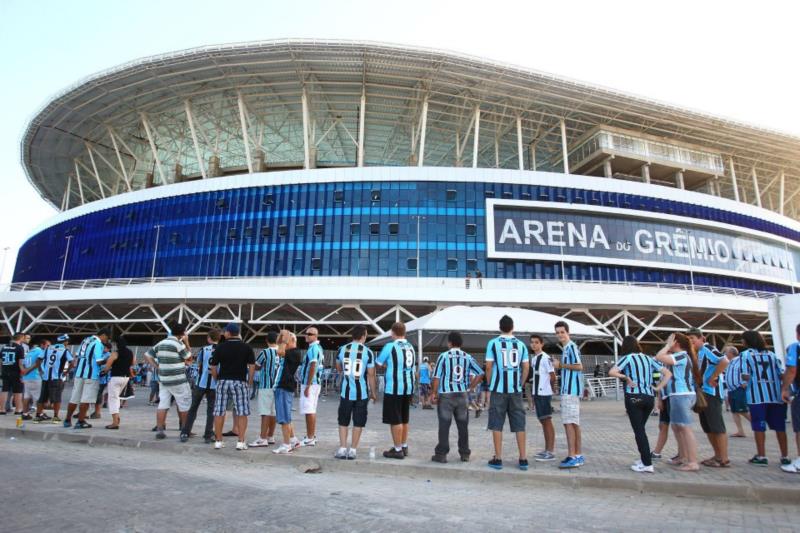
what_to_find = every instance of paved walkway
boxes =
[4,384,799,502]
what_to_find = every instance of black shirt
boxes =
[277,348,303,391]
[110,346,134,377]
[210,338,255,382]
[1,343,24,376]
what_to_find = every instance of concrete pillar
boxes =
[675,171,685,189]
[254,150,267,172]
[145,172,155,188]
[173,163,183,183]
[603,159,613,178]
[641,164,651,184]
[308,146,318,169]
[208,156,221,177]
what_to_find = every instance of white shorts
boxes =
[299,384,321,415]
[256,388,276,417]
[69,378,99,405]
[158,381,192,412]
[24,380,42,402]
[560,395,581,425]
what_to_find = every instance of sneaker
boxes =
[179,433,189,443]
[780,457,791,466]
[34,415,46,424]
[475,408,482,419]
[631,463,655,473]
[402,446,409,457]
[89,413,101,420]
[347,448,357,460]
[460,454,470,462]
[267,437,276,445]
[780,458,800,473]
[383,448,405,460]
[431,454,448,464]
[748,455,768,467]
[488,457,503,470]
[39,413,51,420]
[290,438,302,450]
[156,430,166,440]
[518,458,529,471]
[249,438,271,448]
[335,447,348,459]
[559,457,580,469]
[534,451,556,462]
[21,414,33,421]
[273,443,293,454]
[203,437,214,444]
[575,455,585,466]
[235,441,248,451]
[214,441,225,450]
[62,419,72,428]
[302,436,317,447]
[52,416,62,424]
[74,421,92,429]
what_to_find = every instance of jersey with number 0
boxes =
[74,336,107,380]
[255,347,278,390]
[337,342,375,400]
[485,335,529,394]
[1,343,23,375]
[740,348,783,405]
[377,339,416,395]
[300,342,324,386]
[42,344,73,381]
[433,348,483,394]
[559,341,583,396]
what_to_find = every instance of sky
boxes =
[1,0,798,283]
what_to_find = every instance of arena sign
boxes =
[486,199,799,286]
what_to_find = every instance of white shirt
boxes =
[530,352,554,396]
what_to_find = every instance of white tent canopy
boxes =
[369,305,611,355]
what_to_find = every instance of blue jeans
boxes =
[275,388,293,425]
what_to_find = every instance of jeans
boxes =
[625,393,655,466]
[435,392,470,457]
[183,387,216,438]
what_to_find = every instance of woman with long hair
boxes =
[609,336,672,473]
[104,333,135,429]
[656,332,703,472]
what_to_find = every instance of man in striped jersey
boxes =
[554,321,584,469]
[63,329,110,429]
[182,328,220,443]
[485,315,530,470]
[250,331,280,448]
[335,325,377,460]
[35,334,72,423]
[299,327,324,447]
[377,321,417,460]
[723,345,750,439]
[430,331,484,464]
[687,328,730,467]
[144,322,193,441]
[739,330,789,467]
[781,323,800,473]
[529,334,557,462]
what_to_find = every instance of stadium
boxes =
[4,39,800,353]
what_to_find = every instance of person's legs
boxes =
[453,393,470,457]
[626,395,653,466]
[682,426,699,469]
[351,426,364,448]
[777,431,788,457]
[390,424,403,447]
[754,430,766,457]
[435,394,455,456]
[182,386,205,436]
[491,431,503,459]
[203,389,216,439]
[541,418,555,453]
[564,425,577,456]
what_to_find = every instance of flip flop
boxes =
[677,464,700,472]
[730,433,747,438]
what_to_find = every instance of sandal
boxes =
[701,457,721,467]
[677,464,700,472]
[730,433,747,438]
[105,424,119,430]
[667,456,684,466]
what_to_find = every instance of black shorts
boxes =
[1,374,23,394]
[338,398,369,428]
[659,397,670,425]
[488,392,526,433]
[382,394,411,425]
[698,394,726,434]
[533,395,553,420]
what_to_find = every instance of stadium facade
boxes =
[4,39,800,350]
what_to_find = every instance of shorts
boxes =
[2,374,23,394]
[41,379,65,404]
[659,397,671,425]
[749,403,787,433]
[560,395,581,425]
[669,394,696,426]
[158,382,192,412]
[299,384,321,415]
[274,387,293,425]
[256,388,276,417]
[383,394,412,425]
[487,392,526,433]
[533,395,553,420]
[728,387,748,414]
[23,380,42,402]
[213,380,250,417]
[69,378,99,405]
[792,395,800,434]
[420,383,432,396]
[480,381,489,393]
[338,398,369,427]
[698,393,726,434]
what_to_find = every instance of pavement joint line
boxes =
[3,426,798,504]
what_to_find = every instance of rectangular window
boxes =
[215,198,227,208]
[170,232,180,244]
[278,225,288,237]
[484,190,495,198]
[350,223,360,235]
[446,189,457,202]
[293,258,304,271]
[466,224,477,236]
[467,259,478,271]
[370,223,380,235]
[447,258,458,271]
[295,224,305,235]
[371,189,381,202]
[313,224,324,236]
[407,258,418,271]
[263,194,274,206]
[228,228,237,239]
[521,192,532,200]
[244,227,254,238]
[311,257,322,270]
[261,226,272,238]
[502,191,513,199]
[334,190,344,203]
[388,223,399,235]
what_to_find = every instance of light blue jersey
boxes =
[22,347,45,381]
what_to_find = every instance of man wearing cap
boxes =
[210,323,255,450]
[35,334,73,423]
[144,322,193,440]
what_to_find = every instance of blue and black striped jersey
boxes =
[74,336,106,380]
[256,347,278,390]
[194,344,217,389]
[740,349,783,405]
[300,342,324,386]
[559,341,583,397]
[41,344,73,381]
[337,342,375,401]
[377,339,416,395]
[698,343,727,399]
[485,336,529,394]
[433,348,484,394]
[616,352,662,396]
[666,351,695,396]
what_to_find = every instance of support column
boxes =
[184,100,208,179]
[73,163,85,205]
[751,167,762,207]
[780,170,786,216]
[107,127,132,191]
[560,118,569,174]
[675,171,685,189]
[472,107,480,168]
[85,144,105,198]
[301,88,311,169]
[63,176,72,210]
[728,157,740,202]
[357,89,366,167]
[494,138,500,168]
[516,116,524,170]
[418,96,428,167]
[603,159,613,178]
[640,164,651,184]
[529,141,537,170]
[140,113,166,185]
[237,92,254,173]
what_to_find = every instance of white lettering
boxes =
[635,230,654,254]
[673,234,688,258]
[715,240,730,263]
[547,221,565,246]
[567,223,587,248]
[523,220,545,245]
[654,231,673,256]
[499,219,521,244]
[590,225,610,249]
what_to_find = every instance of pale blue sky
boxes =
[1,0,798,282]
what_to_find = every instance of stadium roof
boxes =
[21,39,800,218]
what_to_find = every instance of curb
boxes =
[3,426,798,503]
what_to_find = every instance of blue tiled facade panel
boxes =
[13,180,797,293]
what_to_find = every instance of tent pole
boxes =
[417,328,424,406]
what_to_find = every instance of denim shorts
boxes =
[274,387,293,425]
[669,393,696,426]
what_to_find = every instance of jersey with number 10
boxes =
[377,339,416,395]
[485,336,529,394]
[337,342,375,401]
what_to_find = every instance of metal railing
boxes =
[0,275,780,300]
